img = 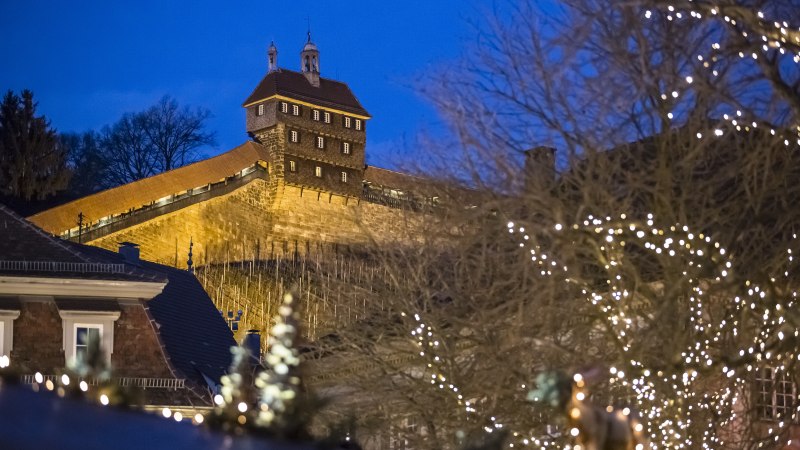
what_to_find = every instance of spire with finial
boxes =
[186,238,194,273]
[300,28,320,87]
[267,41,278,72]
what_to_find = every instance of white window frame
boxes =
[60,310,120,366]
[340,171,348,183]
[257,104,265,116]
[324,112,331,123]
[316,136,325,149]
[315,166,322,178]
[313,110,320,121]
[344,116,351,128]
[355,119,362,130]
[0,310,20,357]
[292,104,300,116]
[290,130,299,143]
[289,160,296,172]
[280,102,288,113]
[74,323,103,363]
[343,142,351,154]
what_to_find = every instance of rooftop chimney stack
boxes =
[118,242,140,263]
[242,329,262,366]
[523,146,557,193]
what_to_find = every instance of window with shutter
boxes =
[257,104,265,116]
[290,130,299,143]
[292,104,300,116]
[289,161,296,172]
[344,116,352,128]
[343,142,351,154]
[324,112,331,123]
[340,172,347,183]
[280,102,288,113]
[313,110,320,121]
[316,136,325,149]
[315,166,322,178]
[355,119,362,130]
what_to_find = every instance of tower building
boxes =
[243,35,370,197]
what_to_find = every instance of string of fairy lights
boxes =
[642,1,800,146]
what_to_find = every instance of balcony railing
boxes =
[21,374,185,390]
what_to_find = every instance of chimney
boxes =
[523,146,557,192]
[118,242,140,263]
[242,329,261,365]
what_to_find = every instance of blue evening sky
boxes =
[0,0,492,169]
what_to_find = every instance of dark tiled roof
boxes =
[243,68,369,117]
[0,204,165,283]
[363,165,429,192]
[140,261,236,385]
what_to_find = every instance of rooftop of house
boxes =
[242,68,370,117]
[1,204,236,386]
[0,203,165,283]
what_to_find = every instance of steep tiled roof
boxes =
[142,261,236,385]
[0,204,165,283]
[243,68,369,117]
[28,141,269,235]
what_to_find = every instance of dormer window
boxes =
[313,109,320,121]
[324,112,331,123]
[290,130,299,143]
[340,171,348,183]
[342,142,351,155]
[344,116,352,128]
[257,104,265,116]
[292,104,300,116]
[315,166,322,178]
[355,119,362,130]
[280,102,288,113]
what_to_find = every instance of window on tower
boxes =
[289,160,296,172]
[342,142,351,155]
[289,130,299,143]
[292,104,300,116]
[324,112,331,123]
[340,171,348,183]
[315,166,322,178]
[257,104,265,116]
[344,116,352,128]
[280,102,288,113]
[316,136,325,149]
[355,119,362,130]
[313,109,320,121]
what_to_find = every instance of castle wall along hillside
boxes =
[28,36,435,267]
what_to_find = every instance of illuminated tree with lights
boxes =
[323,1,800,449]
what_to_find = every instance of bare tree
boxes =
[98,96,215,187]
[303,1,800,449]
[142,96,215,172]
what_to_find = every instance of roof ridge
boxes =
[0,203,92,263]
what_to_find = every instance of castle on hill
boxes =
[28,35,430,266]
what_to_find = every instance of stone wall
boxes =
[85,174,415,267]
